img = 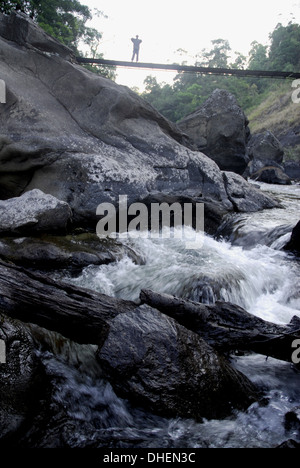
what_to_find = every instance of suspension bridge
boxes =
[76,57,300,80]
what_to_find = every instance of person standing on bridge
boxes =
[131,35,142,62]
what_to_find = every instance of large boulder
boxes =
[223,172,282,212]
[250,166,292,185]
[178,89,250,174]
[244,131,291,185]
[284,220,300,255]
[0,189,72,234]
[0,233,143,271]
[283,161,300,180]
[247,131,284,164]
[97,304,258,421]
[0,13,278,232]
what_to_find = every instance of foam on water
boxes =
[48,183,300,448]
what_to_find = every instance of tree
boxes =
[1,0,99,53]
[201,39,231,68]
[248,41,269,70]
[0,0,115,78]
[268,23,300,71]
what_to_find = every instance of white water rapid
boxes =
[45,182,300,448]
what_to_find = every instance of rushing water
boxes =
[45,182,300,448]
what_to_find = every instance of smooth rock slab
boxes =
[97,305,258,421]
[0,189,72,234]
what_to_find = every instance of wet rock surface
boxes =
[284,220,300,255]
[97,304,258,421]
[0,233,144,272]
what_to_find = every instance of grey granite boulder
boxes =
[0,189,72,234]
[178,89,250,174]
[247,131,284,164]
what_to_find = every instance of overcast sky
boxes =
[83,0,300,90]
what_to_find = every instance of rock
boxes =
[0,314,44,441]
[97,305,258,421]
[178,89,250,174]
[276,124,300,157]
[0,14,277,232]
[0,260,258,430]
[0,259,136,346]
[223,172,280,212]
[284,221,300,255]
[139,289,300,364]
[243,131,291,185]
[283,161,300,180]
[285,408,300,436]
[250,166,292,185]
[0,234,144,271]
[247,131,284,164]
[276,439,300,449]
[0,189,72,235]
[243,158,283,180]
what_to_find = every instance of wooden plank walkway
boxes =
[76,57,300,80]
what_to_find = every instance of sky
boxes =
[83,0,300,90]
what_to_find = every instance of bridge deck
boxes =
[76,58,300,80]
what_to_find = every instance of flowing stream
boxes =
[44,182,300,448]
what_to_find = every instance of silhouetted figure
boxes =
[131,35,142,62]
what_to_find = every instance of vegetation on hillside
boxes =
[141,23,300,123]
[247,82,300,161]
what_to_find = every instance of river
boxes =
[45,182,300,448]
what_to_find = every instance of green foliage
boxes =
[269,23,300,71]
[1,0,91,50]
[0,0,115,79]
[142,23,300,122]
